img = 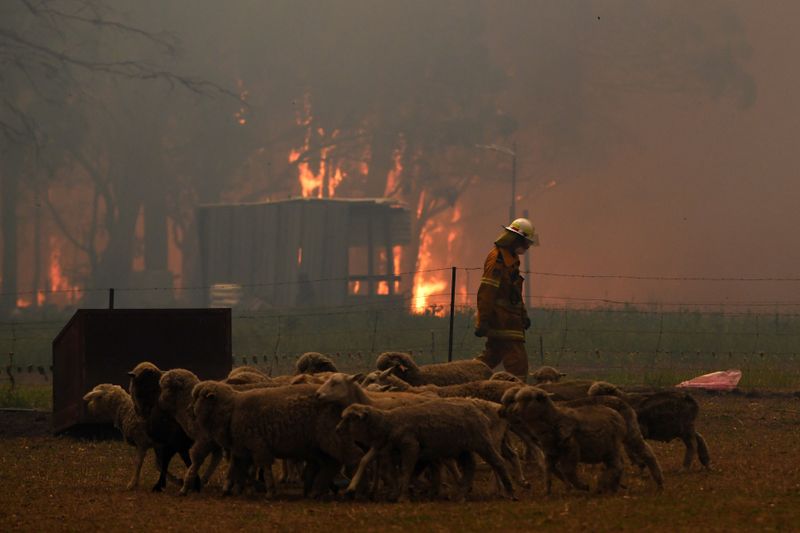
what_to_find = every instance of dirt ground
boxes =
[1,393,799,532]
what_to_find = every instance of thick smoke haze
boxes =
[1,0,798,313]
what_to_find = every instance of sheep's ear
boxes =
[82,391,99,402]
[205,391,216,400]
[349,373,363,383]
[378,367,394,379]
[398,364,408,372]
[127,371,136,378]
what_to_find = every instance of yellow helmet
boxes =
[503,217,540,246]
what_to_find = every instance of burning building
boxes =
[196,197,411,309]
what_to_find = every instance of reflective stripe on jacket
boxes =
[476,245,528,341]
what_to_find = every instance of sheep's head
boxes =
[295,352,338,375]
[336,404,372,439]
[511,386,554,417]
[83,384,125,420]
[529,366,566,384]
[127,361,163,418]
[316,373,359,404]
[588,381,622,397]
[375,352,418,380]
[159,369,198,414]
[190,381,229,422]
[498,385,524,418]
[490,371,523,384]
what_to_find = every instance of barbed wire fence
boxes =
[2,266,800,388]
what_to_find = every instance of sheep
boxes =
[507,386,627,494]
[158,368,224,495]
[375,351,492,386]
[225,366,275,386]
[588,381,711,470]
[315,373,442,497]
[490,371,524,383]
[82,384,154,490]
[563,395,664,489]
[529,366,566,384]
[336,400,517,502]
[128,362,194,492]
[295,352,338,374]
[367,370,526,405]
[536,379,597,401]
[191,381,362,498]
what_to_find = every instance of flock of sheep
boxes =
[82,352,711,502]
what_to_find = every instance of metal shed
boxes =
[52,308,231,433]
[196,197,411,308]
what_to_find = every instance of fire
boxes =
[48,235,82,304]
[384,143,404,197]
[289,94,347,198]
[412,221,448,314]
[411,204,466,315]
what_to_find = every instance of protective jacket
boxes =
[476,245,528,341]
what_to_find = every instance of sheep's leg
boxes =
[180,438,214,496]
[559,446,589,492]
[696,432,711,469]
[455,452,475,501]
[599,451,624,493]
[394,441,420,503]
[127,446,148,490]
[345,446,378,496]
[201,447,223,486]
[501,435,530,489]
[478,445,516,500]
[152,446,174,492]
[640,441,664,489]
[681,433,697,470]
[310,457,340,499]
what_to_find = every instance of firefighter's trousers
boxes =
[477,337,528,381]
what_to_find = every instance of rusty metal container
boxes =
[52,308,231,433]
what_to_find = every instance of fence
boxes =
[2,266,800,389]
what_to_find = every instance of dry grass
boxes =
[1,394,799,532]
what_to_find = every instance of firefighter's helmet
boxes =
[503,217,540,246]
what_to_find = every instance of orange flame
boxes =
[411,204,466,315]
[48,236,82,305]
[289,93,346,198]
[412,222,448,314]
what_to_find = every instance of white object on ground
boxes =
[676,369,742,391]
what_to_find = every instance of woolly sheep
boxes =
[375,351,492,386]
[225,366,275,386]
[191,381,362,498]
[507,386,627,494]
[528,366,566,384]
[563,395,664,489]
[295,352,338,375]
[83,384,154,490]
[588,381,710,469]
[336,400,516,502]
[128,362,194,492]
[536,379,597,401]
[367,372,523,404]
[490,371,524,383]
[158,369,224,495]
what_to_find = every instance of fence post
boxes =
[108,288,115,309]
[448,266,457,362]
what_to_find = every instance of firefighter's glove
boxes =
[523,317,531,330]
[474,323,490,337]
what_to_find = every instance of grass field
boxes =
[3,306,800,392]
[1,393,799,532]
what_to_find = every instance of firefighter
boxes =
[475,217,539,381]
